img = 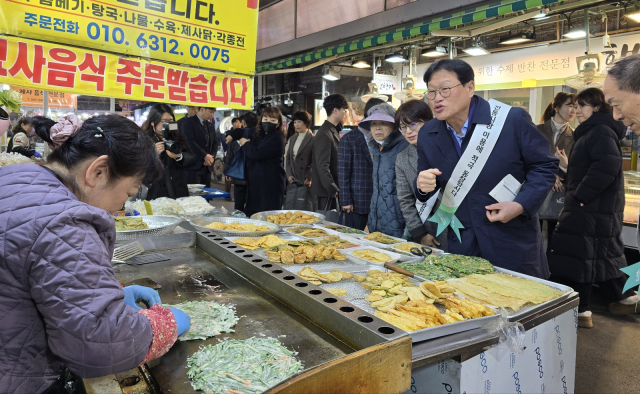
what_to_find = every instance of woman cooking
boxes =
[0,114,190,394]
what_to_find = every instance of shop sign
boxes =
[375,73,400,95]
[413,32,640,88]
[0,0,258,75]
[11,84,76,109]
[0,35,253,109]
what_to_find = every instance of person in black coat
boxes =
[223,128,248,212]
[548,88,636,329]
[181,107,219,187]
[142,104,197,199]
[238,107,286,217]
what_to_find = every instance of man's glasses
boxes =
[426,83,462,100]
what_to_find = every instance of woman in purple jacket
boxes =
[0,114,190,394]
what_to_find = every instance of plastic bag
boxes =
[495,309,526,354]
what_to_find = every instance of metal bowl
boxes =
[115,215,183,241]
[190,216,280,236]
[250,210,325,227]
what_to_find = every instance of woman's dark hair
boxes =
[34,115,164,189]
[292,110,312,128]
[232,117,241,124]
[323,94,348,117]
[395,100,434,128]
[540,92,576,123]
[11,117,32,135]
[424,59,475,86]
[364,98,386,117]
[576,88,611,113]
[286,121,296,142]
[256,106,284,138]
[142,103,175,132]
[243,112,259,128]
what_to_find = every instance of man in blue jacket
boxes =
[415,59,558,278]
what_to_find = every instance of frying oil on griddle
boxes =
[181,272,226,295]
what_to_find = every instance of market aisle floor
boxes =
[575,287,640,394]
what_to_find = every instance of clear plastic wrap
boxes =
[495,309,526,354]
[176,196,216,216]
[0,152,33,166]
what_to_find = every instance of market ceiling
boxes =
[254,0,606,74]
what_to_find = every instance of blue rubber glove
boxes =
[123,285,162,311]
[33,151,42,158]
[167,307,191,336]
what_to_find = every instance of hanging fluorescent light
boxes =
[533,9,549,20]
[627,11,640,23]
[352,59,371,68]
[322,68,341,81]
[385,53,408,63]
[499,32,536,45]
[564,29,587,39]
[421,46,448,58]
[463,45,489,56]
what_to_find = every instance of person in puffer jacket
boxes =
[0,114,191,394]
[361,104,409,238]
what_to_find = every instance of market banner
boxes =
[0,35,253,109]
[10,84,77,109]
[0,0,258,76]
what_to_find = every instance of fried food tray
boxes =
[343,246,403,265]
[250,210,325,228]
[397,258,574,322]
[116,215,183,241]
[314,265,500,343]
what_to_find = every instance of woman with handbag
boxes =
[360,103,409,238]
[548,88,636,328]
[284,111,314,211]
[394,100,447,250]
[239,107,287,217]
[537,92,576,249]
[224,128,249,212]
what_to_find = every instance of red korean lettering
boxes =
[167,68,188,101]
[188,73,209,104]
[209,75,228,105]
[143,63,166,99]
[9,42,46,84]
[229,77,247,107]
[78,53,107,91]
[116,59,142,95]
[0,39,7,77]
[47,48,77,88]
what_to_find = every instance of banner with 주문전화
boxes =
[0,0,258,75]
[0,35,253,109]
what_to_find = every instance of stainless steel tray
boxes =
[190,216,280,236]
[493,267,574,321]
[251,210,325,227]
[313,222,366,235]
[115,215,183,241]
[343,246,403,265]
[251,246,366,275]
[314,265,500,343]
[388,243,445,262]
[283,226,334,239]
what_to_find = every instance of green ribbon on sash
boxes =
[428,204,464,242]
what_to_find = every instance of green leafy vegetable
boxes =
[399,254,494,281]
[187,337,303,394]
[164,300,238,341]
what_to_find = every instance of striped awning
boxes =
[256,0,560,73]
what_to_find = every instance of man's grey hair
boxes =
[608,55,640,94]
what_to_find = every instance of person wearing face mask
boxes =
[536,93,577,250]
[415,59,557,279]
[337,98,384,231]
[359,103,409,238]
[0,114,190,394]
[223,127,248,211]
[548,88,634,328]
[7,117,41,158]
[141,103,196,200]
[312,94,348,211]
[394,100,447,250]
[181,106,219,187]
[284,111,314,211]
[238,107,286,217]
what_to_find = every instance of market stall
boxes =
[92,213,577,393]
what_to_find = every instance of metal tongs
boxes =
[410,245,433,257]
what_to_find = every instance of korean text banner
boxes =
[0,35,253,109]
[0,0,258,76]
